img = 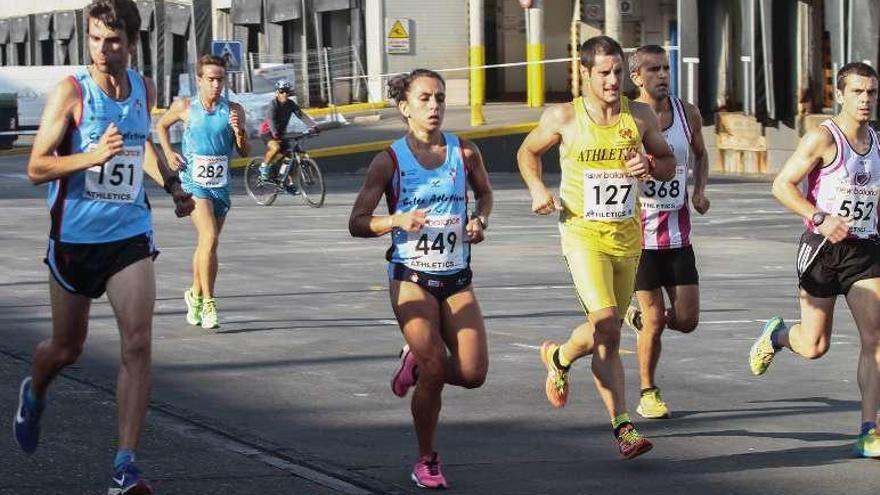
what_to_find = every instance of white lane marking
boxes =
[511,342,635,355]
[511,342,540,350]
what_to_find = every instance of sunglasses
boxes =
[277,89,289,94]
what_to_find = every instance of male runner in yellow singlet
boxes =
[518,35,675,459]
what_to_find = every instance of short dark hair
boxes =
[86,0,141,43]
[628,45,666,75]
[197,54,226,77]
[579,35,624,72]
[837,62,879,91]
[386,68,445,104]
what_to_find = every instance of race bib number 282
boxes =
[192,155,228,188]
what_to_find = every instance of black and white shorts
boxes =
[44,232,159,299]
[797,231,880,297]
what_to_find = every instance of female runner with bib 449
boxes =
[348,69,493,489]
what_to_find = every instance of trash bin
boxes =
[0,93,18,149]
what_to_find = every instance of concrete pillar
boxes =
[604,0,621,41]
[364,0,384,103]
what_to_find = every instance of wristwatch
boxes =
[811,211,828,226]
[472,214,489,230]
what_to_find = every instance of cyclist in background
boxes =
[258,80,320,181]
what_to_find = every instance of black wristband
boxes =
[163,174,181,194]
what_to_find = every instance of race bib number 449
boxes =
[83,146,144,203]
[192,155,228,188]
[404,214,465,271]
[583,169,636,221]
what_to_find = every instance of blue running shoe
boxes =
[108,461,153,495]
[12,377,43,454]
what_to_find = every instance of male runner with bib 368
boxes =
[156,54,250,330]
[623,45,710,419]
[349,69,492,488]
[749,62,880,458]
[13,1,194,493]
[518,36,675,459]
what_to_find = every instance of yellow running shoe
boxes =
[749,317,786,376]
[624,305,642,337]
[539,341,569,408]
[636,388,671,419]
[854,428,880,458]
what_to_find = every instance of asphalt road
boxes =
[1,157,878,494]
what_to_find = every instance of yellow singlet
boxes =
[558,96,643,313]
[559,96,642,257]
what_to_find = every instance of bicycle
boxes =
[244,131,325,207]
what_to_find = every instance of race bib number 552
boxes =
[83,146,144,203]
[583,169,636,221]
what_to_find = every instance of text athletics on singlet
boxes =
[559,96,643,256]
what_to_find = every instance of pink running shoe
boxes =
[391,345,418,397]
[411,452,448,489]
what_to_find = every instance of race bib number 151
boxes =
[83,146,144,203]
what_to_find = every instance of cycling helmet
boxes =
[275,79,292,91]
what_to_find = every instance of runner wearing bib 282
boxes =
[157,54,250,330]
[518,36,676,460]
[749,62,880,459]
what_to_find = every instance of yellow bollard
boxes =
[470,46,486,127]
[526,42,545,108]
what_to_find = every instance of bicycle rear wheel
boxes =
[244,158,279,206]
[296,157,325,208]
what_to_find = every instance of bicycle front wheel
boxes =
[296,157,325,208]
[244,158,279,206]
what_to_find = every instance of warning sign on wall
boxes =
[385,18,412,54]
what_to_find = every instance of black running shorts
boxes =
[389,263,473,302]
[44,233,159,299]
[634,245,699,292]
[798,231,880,297]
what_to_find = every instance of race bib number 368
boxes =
[192,155,228,188]
[83,146,144,203]
[583,169,636,221]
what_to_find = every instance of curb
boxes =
[2,121,539,168]
[229,121,539,169]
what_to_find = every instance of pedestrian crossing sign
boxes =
[211,40,243,73]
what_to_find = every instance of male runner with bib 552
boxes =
[518,36,675,459]
[749,62,880,458]
[156,54,250,330]
[13,0,193,493]
[623,45,711,419]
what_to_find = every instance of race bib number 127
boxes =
[583,169,636,221]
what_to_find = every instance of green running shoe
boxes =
[749,317,786,376]
[184,289,202,326]
[201,298,219,329]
